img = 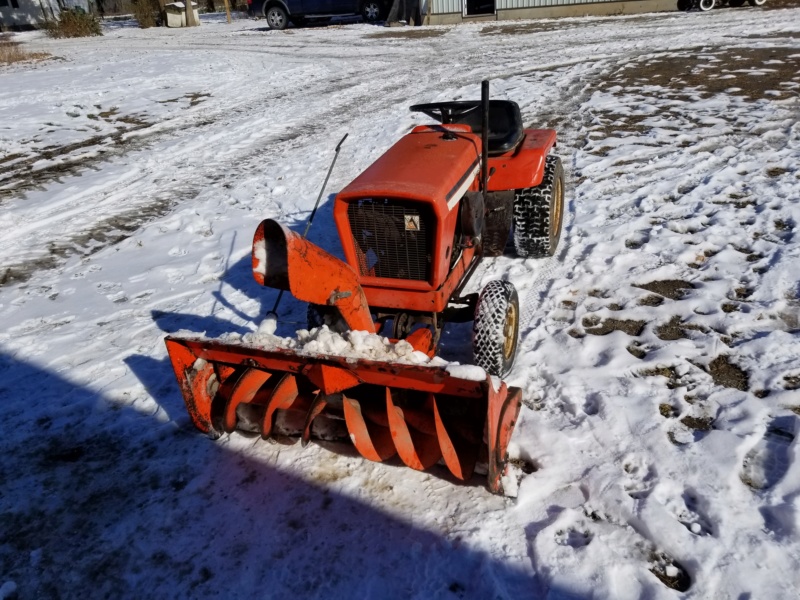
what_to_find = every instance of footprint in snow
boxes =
[623,456,656,499]
[741,415,796,490]
[554,527,593,548]
[582,393,601,416]
[655,486,713,536]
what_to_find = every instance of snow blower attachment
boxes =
[165,80,565,494]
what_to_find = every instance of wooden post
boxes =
[223,0,231,23]
[184,0,199,26]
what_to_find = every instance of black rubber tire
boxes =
[361,0,384,22]
[473,281,520,378]
[265,5,289,29]
[698,0,715,10]
[747,0,766,5]
[513,155,565,258]
[306,304,346,332]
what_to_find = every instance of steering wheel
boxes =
[409,101,481,124]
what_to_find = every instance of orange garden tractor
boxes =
[165,81,565,494]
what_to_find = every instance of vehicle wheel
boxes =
[473,281,519,378]
[513,155,565,258]
[361,0,384,22]
[677,0,692,10]
[307,304,346,332]
[698,0,715,10]
[747,0,766,5]
[265,5,289,29]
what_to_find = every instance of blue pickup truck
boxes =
[250,0,387,29]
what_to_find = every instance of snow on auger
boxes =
[165,81,565,494]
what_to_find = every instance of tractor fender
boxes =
[487,129,557,192]
[252,219,375,333]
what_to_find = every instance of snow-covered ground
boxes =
[2,6,800,598]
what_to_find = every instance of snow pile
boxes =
[241,321,432,364]
[234,320,487,381]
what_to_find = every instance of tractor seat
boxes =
[410,100,524,156]
[453,100,524,156]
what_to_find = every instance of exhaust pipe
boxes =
[481,79,489,193]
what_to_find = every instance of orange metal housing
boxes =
[334,126,557,313]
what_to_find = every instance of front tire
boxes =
[473,281,520,378]
[265,5,289,29]
[361,0,384,22]
[747,0,766,5]
[513,155,565,258]
[698,0,715,10]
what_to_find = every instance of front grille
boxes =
[347,199,433,282]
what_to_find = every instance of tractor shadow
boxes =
[0,350,564,599]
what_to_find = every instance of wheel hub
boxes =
[503,302,517,360]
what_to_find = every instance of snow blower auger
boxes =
[165,80,565,494]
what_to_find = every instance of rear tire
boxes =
[698,0,715,10]
[265,5,289,29]
[747,0,766,5]
[473,281,520,378]
[513,155,565,258]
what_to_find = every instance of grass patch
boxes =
[0,39,50,65]
[132,0,163,29]
[45,9,103,39]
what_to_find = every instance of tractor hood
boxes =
[337,126,482,207]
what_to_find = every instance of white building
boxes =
[1,0,61,31]
[426,0,679,25]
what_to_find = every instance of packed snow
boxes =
[2,5,800,599]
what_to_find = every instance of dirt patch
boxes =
[600,47,800,102]
[655,316,708,341]
[638,294,664,307]
[634,280,695,301]
[582,316,645,336]
[639,365,680,389]
[0,194,179,288]
[680,415,714,431]
[0,111,153,202]
[784,374,800,390]
[707,355,749,391]
[583,44,800,147]
[627,342,647,359]
[659,403,677,418]
[655,316,686,341]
